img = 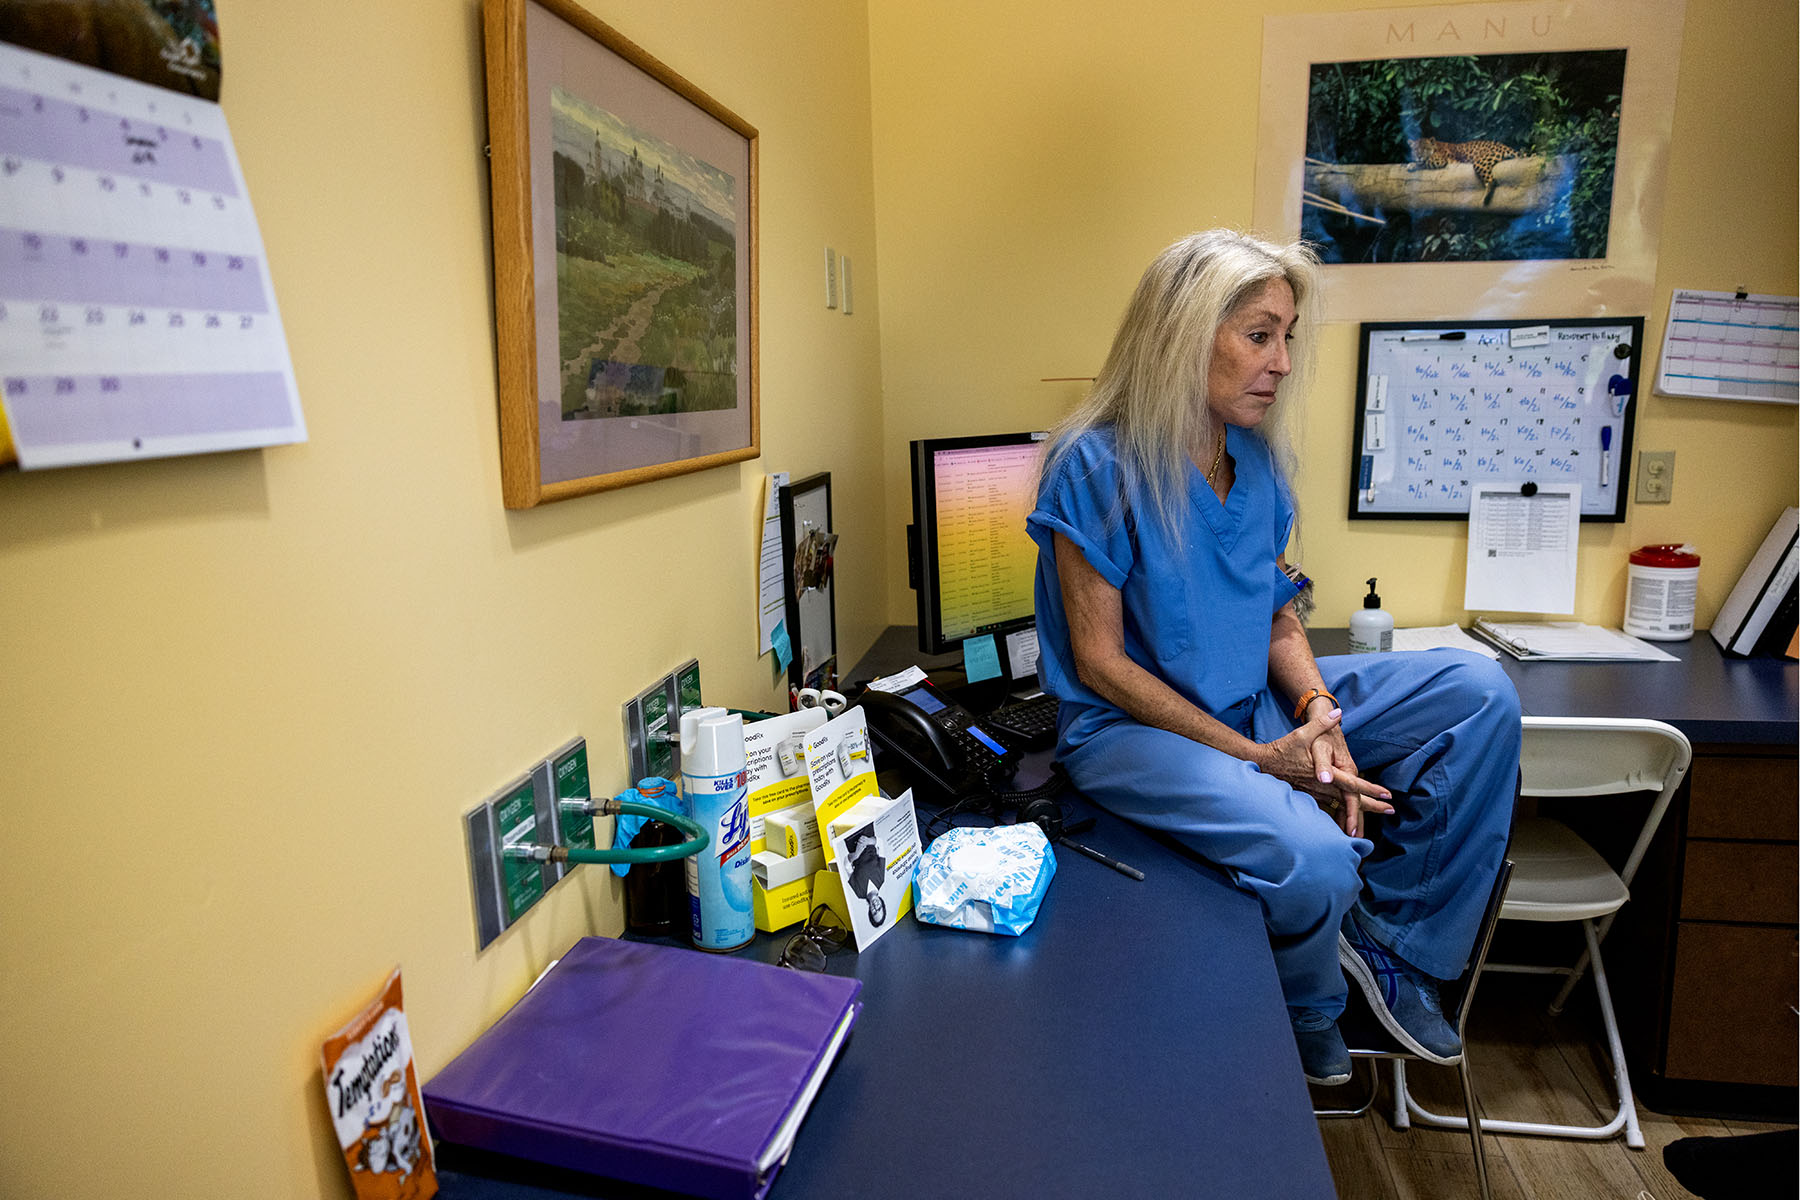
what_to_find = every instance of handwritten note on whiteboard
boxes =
[0,42,302,469]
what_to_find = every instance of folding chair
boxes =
[1317,861,1515,1200]
[1395,716,1693,1150]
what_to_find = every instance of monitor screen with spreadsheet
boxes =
[908,431,1047,656]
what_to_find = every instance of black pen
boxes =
[1061,837,1145,881]
[1397,331,1468,342]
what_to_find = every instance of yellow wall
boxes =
[0,1,883,1196]
[870,0,1799,630]
[2,1,1795,1197]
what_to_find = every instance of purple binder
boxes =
[422,937,862,1199]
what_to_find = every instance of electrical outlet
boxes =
[841,255,853,315]
[1637,450,1675,504]
[824,247,838,309]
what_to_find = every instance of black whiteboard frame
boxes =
[1347,317,1644,523]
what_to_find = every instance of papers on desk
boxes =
[1390,625,1501,660]
[1472,620,1678,662]
[757,473,792,669]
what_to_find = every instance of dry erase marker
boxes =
[1397,331,1468,342]
[1599,426,1613,487]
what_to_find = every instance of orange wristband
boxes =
[1293,688,1338,720]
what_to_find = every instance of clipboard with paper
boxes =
[1471,620,1677,662]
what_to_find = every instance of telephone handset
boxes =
[859,678,1020,803]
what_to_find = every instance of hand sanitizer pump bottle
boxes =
[1349,578,1394,653]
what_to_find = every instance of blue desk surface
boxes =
[770,797,1331,1198]
[436,787,1334,1199]
[437,624,1790,1197]
[867,622,1796,746]
[1308,628,1798,745]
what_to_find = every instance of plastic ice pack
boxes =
[911,823,1056,937]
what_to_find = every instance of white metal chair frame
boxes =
[1394,715,1693,1151]
[1317,862,1515,1200]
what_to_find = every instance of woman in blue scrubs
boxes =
[1027,230,1519,1086]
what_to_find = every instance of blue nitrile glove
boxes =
[607,777,681,876]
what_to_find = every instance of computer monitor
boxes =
[908,431,1048,657]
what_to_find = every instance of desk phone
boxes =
[859,679,1019,803]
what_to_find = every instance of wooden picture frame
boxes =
[482,0,759,507]
[779,473,837,692]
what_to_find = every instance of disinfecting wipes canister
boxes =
[681,710,754,952]
[1624,544,1700,641]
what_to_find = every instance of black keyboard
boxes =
[984,694,1060,750]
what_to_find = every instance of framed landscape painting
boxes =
[483,0,759,507]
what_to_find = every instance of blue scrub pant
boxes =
[1061,650,1519,1018]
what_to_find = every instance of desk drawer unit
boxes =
[1684,756,1799,840]
[1678,842,1799,924]
[1628,747,1799,1117]
[1664,924,1799,1088]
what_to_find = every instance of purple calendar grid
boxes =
[0,83,239,197]
[4,372,293,444]
[0,226,268,312]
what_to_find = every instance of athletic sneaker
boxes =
[1290,1007,1352,1086]
[1338,907,1462,1065]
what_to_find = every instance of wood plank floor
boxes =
[1308,973,1795,1199]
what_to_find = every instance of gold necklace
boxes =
[1203,430,1226,484]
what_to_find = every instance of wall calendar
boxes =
[0,41,302,470]
[1349,317,1643,522]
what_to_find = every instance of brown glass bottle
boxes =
[623,802,689,938]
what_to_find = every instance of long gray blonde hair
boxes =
[1043,229,1320,535]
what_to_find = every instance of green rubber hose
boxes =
[554,799,709,865]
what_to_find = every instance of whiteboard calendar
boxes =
[1348,318,1643,523]
[0,41,302,470]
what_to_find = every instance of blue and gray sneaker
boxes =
[1290,1007,1352,1086]
[1338,907,1462,1065]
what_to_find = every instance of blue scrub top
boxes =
[1027,424,1301,751]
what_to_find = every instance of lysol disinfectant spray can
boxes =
[681,709,754,952]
